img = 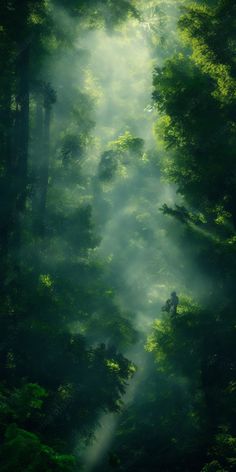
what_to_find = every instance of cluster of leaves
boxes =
[98,131,144,181]
[99,296,236,472]
[153,0,236,225]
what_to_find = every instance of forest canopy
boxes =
[0,1,236,471]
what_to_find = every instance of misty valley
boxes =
[1,1,236,471]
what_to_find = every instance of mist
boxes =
[68,7,210,471]
[46,3,215,468]
[1,1,235,472]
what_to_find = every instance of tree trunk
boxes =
[15,43,30,212]
[37,83,56,236]
[32,91,44,232]
[39,102,51,229]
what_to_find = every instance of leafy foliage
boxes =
[1,1,236,471]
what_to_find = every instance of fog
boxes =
[31,2,214,469]
[69,8,205,471]
[1,1,234,472]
